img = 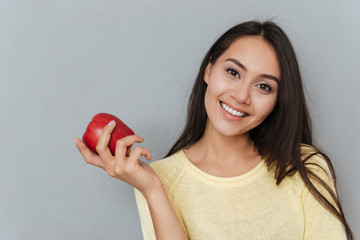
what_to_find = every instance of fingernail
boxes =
[108,120,116,126]
[73,138,79,146]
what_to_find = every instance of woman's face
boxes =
[203,35,281,137]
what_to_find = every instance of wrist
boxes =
[141,177,165,200]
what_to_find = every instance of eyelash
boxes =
[226,68,272,92]
[255,83,272,92]
[226,68,240,79]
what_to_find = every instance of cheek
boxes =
[204,88,214,113]
[206,74,228,97]
[204,77,228,115]
[255,95,277,118]
[204,86,221,119]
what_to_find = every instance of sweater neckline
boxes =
[179,149,266,183]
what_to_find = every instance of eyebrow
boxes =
[225,58,280,84]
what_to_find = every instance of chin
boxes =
[215,125,250,137]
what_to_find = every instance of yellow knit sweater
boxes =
[135,146,346,239]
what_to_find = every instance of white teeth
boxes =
[221,102,247,117]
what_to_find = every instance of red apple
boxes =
[82,113,135,155]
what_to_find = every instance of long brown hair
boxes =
[166,20,353,239]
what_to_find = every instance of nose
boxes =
[231,81,251,105]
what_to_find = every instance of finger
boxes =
[113,146,152,179]
[128,146,152,163]
[73,138,105,169]
[115,135,145,159]
[96,120,116,160]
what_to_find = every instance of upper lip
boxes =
[220,101,249,115]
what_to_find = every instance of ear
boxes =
[204,62,212,84]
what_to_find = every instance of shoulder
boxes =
[283,144,335,198]
[299,146,346,238]
[299,144,338,211]
[150,150,185,173]
[300,144,334,181]
[149,150,186,190]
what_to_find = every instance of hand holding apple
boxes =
[74,119,187,239]
[82,113,134,155]
[74,113,162,195]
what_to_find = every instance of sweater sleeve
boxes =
[302,154,347,239]
[134,188,156,240]
[133,156,189,240]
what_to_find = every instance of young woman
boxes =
[74,20,353,239]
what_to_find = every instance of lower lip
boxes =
[220,102,248,121]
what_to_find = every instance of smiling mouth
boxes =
[220,101,249,117]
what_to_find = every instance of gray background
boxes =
[0,0,359,239]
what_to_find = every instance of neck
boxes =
[189,121,258,164]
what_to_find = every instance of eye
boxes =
[256,83,272,92]
[226,68,240,79]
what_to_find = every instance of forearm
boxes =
[142,181,187,240]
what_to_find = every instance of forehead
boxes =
[219,36,281,79]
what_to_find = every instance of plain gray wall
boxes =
[1,0,359,239]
